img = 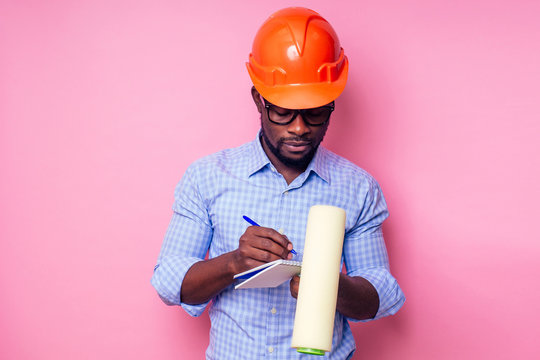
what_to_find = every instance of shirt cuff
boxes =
[348,267,405,322]
[151,256,210,317]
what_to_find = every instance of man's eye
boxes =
[306,109,327,117]
[273,109,292,117]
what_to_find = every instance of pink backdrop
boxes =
[1,1,539,359]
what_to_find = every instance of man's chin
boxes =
[277,148,316,169]
[260,128,318,170]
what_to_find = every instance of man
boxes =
[151,7,405,359]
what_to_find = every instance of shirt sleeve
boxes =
[343,179,405,321]
[151,163,214,317]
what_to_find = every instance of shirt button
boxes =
[268,346,274,353]
[271,307,277,314]
[278,228,284,234]
[283,190,289,195]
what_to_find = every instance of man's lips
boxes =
[281,141,312,153]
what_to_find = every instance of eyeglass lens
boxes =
[267,105,332,125]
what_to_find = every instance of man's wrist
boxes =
[225,251,241,279]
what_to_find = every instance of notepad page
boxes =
[234,260,302,289]
[233,259,301,280]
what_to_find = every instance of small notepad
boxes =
[234,259,302,289]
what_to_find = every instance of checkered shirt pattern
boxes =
[151,134,405,359]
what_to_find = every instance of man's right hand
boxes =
[181,226,293,305]
[230,226,293,275]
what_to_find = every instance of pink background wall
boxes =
[1,1,539,359]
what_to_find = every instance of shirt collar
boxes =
[246,132,271,178]
[246,131,331,184]
[307,145,331,184]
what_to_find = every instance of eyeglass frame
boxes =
[262,99,335,126]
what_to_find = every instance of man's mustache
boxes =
[278,136,312,143]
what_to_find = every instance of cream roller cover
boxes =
[291,205,346,354]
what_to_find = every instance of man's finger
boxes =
[248,226,291,250]
[290,275,300,298]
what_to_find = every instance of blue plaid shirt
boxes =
[151,134,405,359]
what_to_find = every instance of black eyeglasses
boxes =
[263,99,334,126]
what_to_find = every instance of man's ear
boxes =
[251,86,263,114]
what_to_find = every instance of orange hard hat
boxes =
[247,7,348,109]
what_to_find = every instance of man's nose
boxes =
[287,112,310,136]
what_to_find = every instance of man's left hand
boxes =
[289,275,300,299]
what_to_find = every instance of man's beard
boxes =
[260,127,320,170]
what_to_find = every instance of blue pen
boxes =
[242,215,298,255]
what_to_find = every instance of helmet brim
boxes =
[247,58,348,109]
